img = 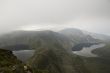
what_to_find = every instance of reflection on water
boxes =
[13,50,35,62]
[73,44,105,57]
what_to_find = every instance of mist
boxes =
[0,0,110,35]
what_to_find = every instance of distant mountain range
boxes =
[60,28,99,44]
[83,31,110,42]
[0,28,101,51]
[0,28,110,73]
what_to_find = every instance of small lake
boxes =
[73,44,105,57]
[13,50,35,62]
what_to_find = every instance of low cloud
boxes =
[0,0,110,35]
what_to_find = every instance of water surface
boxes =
[13,50,35,62]
[73,44,105,57]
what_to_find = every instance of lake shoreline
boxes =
[13,50,35,62]
[73,43,105,57]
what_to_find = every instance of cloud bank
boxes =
[0,0,110,35]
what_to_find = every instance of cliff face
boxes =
[0,49,24,73]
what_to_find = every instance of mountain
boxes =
[0,28,109,73]
[28,43,90,73]
[0,49,25,73]
[0,30,73,52]
[81,57,110,73]
[0,30,92,73]
[83,31,110,42]
[0,28,100,51]
[92,43,110,60]
[59,28,98,45]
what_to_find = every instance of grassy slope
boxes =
[80,43,110,73]
[81,57,110,73]
[0,49,24,73]
[92,43,110,60]
[28,43,90,73]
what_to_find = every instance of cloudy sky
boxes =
[0,0,110,35]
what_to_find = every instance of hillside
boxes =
[0,30,73,52]
[0,49,24,73]
[92,43,110,60]
[60,28,98,45]
[0,28,109,73]
[0,28,99,51]
[81,57,110,73]
[28,43,90,73]
[83,31,110,42]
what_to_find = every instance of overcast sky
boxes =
[0,0,110,35]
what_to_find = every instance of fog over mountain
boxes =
[0,1,110,73]
[0,0,110,35]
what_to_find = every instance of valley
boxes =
[73,43,105,57]
[0,28,110,73]
[13,50,35,62]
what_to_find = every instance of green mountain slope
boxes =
[0,30,73,52]
[0,49,25,73]
[0,28,99,51]
[92,43,110,60]
[60,28,98,45]
[81,57,110,73]
[0,29,107,73]
[28,44,89,73]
